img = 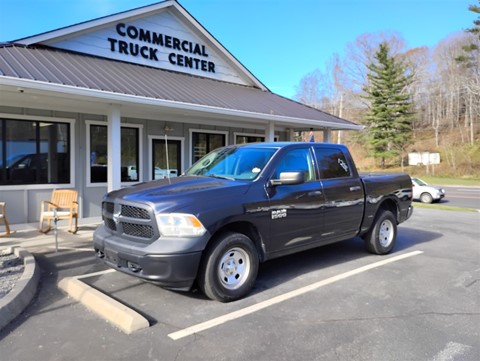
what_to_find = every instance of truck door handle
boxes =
[308,191,322,196]
[350,186,361,192]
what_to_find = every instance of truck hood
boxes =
[106,176,251,213]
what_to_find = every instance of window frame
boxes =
[86,120,143,187]
[0,113,75,190]
[233,132,279,144]
[188,129,228,167]
[148,135,185,180]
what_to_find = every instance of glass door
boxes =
[152,138,181,180]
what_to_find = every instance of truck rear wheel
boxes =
[363,210,397,255]
[198,232,259,302]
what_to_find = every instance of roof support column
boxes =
[266,121,275,142]
[107,104,121,192]
[288,128,295,141]
[323,128,332,143]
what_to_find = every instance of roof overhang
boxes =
[0,76,363,131]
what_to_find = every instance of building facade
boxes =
[0,0,361,224]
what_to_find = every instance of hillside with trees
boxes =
[295,2,480,178]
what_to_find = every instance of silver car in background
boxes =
[412,177,446,203]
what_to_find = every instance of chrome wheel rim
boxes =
[379,219,394,247]
[218,247,251,290]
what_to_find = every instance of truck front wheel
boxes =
[198,232,259,302]
[363,210,397,255]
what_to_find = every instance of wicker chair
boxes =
[39,189,79,234]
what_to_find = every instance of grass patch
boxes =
[413,202,478,212]
[410,176,480,186]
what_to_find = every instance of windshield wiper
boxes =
[208,174,236,181]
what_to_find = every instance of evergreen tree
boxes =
[456,1,479,66]
[363,42,414,169]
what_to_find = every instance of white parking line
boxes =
[168,250,424,341]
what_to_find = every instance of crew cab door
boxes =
[265,147,325,254]
[313,146,364,241]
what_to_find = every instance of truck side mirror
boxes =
[269,171,305,186]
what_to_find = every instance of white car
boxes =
[411,177,446,203]
[126,165,137,181]
[127,166,178,180]
[154,167,178,179]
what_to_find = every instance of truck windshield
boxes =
[185,147,276,181]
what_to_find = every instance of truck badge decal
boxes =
[272,209,287,220]
[338,158,349,173]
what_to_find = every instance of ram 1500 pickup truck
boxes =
[94,142,413,302]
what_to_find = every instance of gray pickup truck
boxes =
[94,142,413,302]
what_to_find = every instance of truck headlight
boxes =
[156,213,207,237]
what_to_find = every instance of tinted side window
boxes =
[315,148,352,179]
[274,148,315,181]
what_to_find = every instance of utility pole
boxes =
[337,93,344,144]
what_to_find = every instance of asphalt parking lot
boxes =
[0,207,479,361]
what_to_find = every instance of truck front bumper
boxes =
[93,225,207,291]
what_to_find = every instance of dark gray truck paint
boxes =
[93,142,413,301]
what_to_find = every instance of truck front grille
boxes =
[104,201,114,214]
[121,205,150,219]
[122,222,154,238]
[104,217,117,231]
[102,201,157,243]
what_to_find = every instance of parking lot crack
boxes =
[318,311,479,324]
[173,333,201,361]
[465,279,479,288]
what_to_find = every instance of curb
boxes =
[0,246,40,331]
[58,277,149,334]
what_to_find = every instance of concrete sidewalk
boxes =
[1,220,100,251]
[1,217,149,334]
[0,218,102,331]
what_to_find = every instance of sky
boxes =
[0,0,476,99]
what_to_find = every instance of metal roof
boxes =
[0,44,359,129]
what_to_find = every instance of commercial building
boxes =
[0,0,361,224]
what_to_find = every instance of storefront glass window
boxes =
[122,127,139,181]
[152,139,180,179]
[236,135,265,144]
[89,124,139,183]
[192,132,226,163]
[0,119,70,185]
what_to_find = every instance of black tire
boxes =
[363,210,397,255]
[420,192,433,203]
[198,232,259,302]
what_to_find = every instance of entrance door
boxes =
[152,139,181,180]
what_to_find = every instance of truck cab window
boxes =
[314,148,352,179]
[273,148,315,181]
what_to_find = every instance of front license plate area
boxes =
[105,249,119,267]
